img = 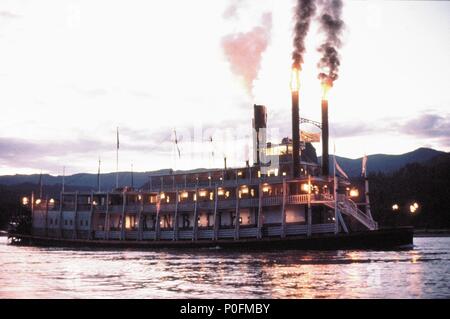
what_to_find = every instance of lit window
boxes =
[217,188,225,196]
[199,190,207,197]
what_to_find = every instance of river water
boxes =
[0,236,449,298]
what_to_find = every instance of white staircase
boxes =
[337,196,378,231]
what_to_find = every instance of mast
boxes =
[362,155,372,219]
[97,158,101,192]
[131,163,134,188]
[333,145,338,234]
[62,166,65,193]
[39,170,43,199]
[116,127,119,189]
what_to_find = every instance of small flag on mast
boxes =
[335,160,349,180]
[362,154,368,177]
[174,129,181,158]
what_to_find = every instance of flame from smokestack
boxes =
[317,0,344,87]
[322,82,331,100]
[292,0,317,69]
[291,68,300,92]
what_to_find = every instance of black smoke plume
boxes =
[317,0,344,86]
[292,0,317,69]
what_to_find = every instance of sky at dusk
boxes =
[0,0,449,176]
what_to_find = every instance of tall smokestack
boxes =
[321,98,329,176]
[253,104,267,165]
[291,69,301,178]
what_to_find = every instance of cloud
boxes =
[0,137,111,171]
[222,1,241,19]
[74,88,109,98]
[0,11,20,19]
[400,112,450,138]
[399,112,450,147]
[326,111,450,147]
[331,122,378,138]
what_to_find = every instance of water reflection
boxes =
[0,237,449,298]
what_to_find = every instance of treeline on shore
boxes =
[0,154,449,230]
[368,154,450,229]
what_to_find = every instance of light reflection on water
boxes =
[0,237,449,298]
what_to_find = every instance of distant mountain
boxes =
[0,168,218,190]
[0,148,447,189]
[318,147,446,177]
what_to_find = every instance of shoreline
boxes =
[2,229,450,238]
[414,229,450,237]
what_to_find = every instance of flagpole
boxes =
[97,157,101,192]
[62,166,65,193]
[39,170,43,199]
[131,163,134,189]
[116,127,119,189]
[363,155,373,220]
[333,144,338,234]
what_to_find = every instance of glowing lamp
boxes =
[35,199,41,205]
[217,188,225,196]
[241,186,249,194]
[22,197,29,205]
[349,189,359,197]
[199,190,207,197]
[392,204,399,211]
